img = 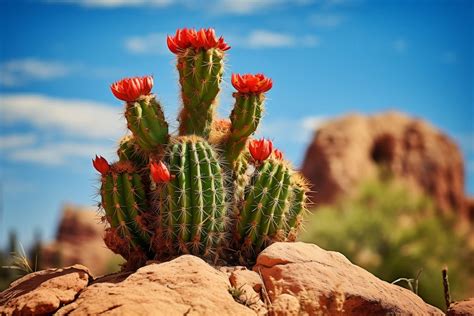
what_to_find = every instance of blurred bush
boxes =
[301,177,474,310]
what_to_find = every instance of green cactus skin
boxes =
[225,93,265,167]
[100,162,152,258]
[235,159,292,255]
[154,136,228,261]
[232,158,310,261]
[124,95,169,151]
[176,48,225,138]
[117,135,149,171]
[285,175,310,241]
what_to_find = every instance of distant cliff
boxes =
[41,204,122,275]
[301,112,471,220]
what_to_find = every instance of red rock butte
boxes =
[301,111,471,220]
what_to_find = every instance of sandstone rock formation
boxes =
[301,112,469,218]
[0,242,443,315]
[447,298,474,316]
[41,204,122,275]
[0,265,91,315]
[254,242,443,315]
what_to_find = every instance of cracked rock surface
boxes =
[1,242,445,315]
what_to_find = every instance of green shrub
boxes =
[300,178,474,310]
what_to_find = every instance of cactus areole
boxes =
[93,27,310,267]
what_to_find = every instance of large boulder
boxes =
[0,265,91,315]
[301,112,469,218]
[1,242,442,315]
[254,242,443,315]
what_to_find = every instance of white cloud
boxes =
[125,33,168,55]
[212,0,312,14]
[231,30,320,49]
[0,134,37,150]
[0,59,117,86]
[46,0,314,13]
[7,142,114,165]
[392,38,407,53]
[0,59,73,86]
[47,0,175,8]
[309,13,344,27]
[257,115,327,143]
[0,94,124,140]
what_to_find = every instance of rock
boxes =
[254,242,443,315]
[0,264,91,315]
[447,298,474,316]
[41,204,122,275]
[301,112,469,218]
[56,255,256,315]
[271,294,301,316]
[229,269,267,315]
[230,269,263,293]
[1,243,444,315]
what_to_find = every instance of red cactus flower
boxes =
[249,138,273,162]
[150,161,172,183]
[110,76,153,102]
[93,155,110,175]
[167,28,230,54]
[273,149,283,160]
[231,73,272,94]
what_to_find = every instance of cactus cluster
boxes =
[93,28,310,267]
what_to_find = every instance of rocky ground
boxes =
[2,242,466,316]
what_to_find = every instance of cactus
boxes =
[94,159,153,260]
[152,136,228,262]
[93,27,310,267]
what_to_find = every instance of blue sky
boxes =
[1,0,472,248]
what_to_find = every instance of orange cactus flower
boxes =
[249,138,273,162]
[167,28,230,54]
[92,155,110,175]
[110,76,153,102]
[150,161,172,183]
[231,73,272,94]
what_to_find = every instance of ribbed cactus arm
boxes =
[177,48,225,138]
[125,96,169,151]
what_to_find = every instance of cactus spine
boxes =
[225,92,265,167]
[177,48,225,138]
[124,95,169,151]
[100,162,152,258]
[155,136,228,261]
[94,28,310,267]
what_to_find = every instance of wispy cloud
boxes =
[309,13,344,27]
[1,94,124,139]
[257,115,327,143]
[230,30,319,49]
[125,33,168,55]
[46,0,313,14]
[7,142,114,165]
[1,94,122,165]
[0,134,37,150]
[212,0,312,15]
[0,59,118,86]
[0,59,73,86]
[392,38,407,54]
